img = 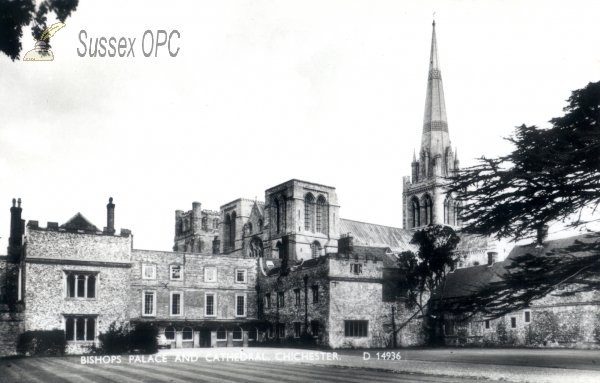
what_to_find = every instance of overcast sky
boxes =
[1,0,599,253]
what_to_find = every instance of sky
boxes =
[1,0,599,253]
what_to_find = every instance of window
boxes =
[311,241,321,259]
[267,325,274,338]
[277,292,285,308]
[230,211,237,249]
[247,222,253,235]
[236,294,246,317]
[350,264,362,275]
[275,242,283,259]
[294,289,300,306]
[311,321,319,337]
[236,269,247,283]
[205,267,217,282]
[233,327,243,341]
[170,265,183,280]
[66,272,97,299]
[65,316,96,341]
[316,196,326,233]
[277,323,285,338]
[164,326,175,340]
[142,291,156,316]
[213,218,219,229]
[171,292,183,316]
[248,328,258,341]
[264,293,271,309]
[294,322,301,338]
[511,317,517,329]
[202,217,208,230]
[205,293,216,317]
[411,197,420,228]
[524,311,531,324]
[312,285,319,303]
[142,265,156,280]
[304,194,314,231]
[182,327,193,341]
[344,320,368,337]
[216,327,227,340]
[423,195,433,225]
[485,319,490,330]
[258,219,263,232]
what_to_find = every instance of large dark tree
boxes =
[396,224,460,344]
[447,81,600,243]
[443,81,600,318]
[0,0,78,61]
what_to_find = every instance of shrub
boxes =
[17,330,66,356]
[129,322,159,354]
[95,321,129,355]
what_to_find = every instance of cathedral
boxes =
[1,22,597,356]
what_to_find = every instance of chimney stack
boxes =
[487,252,498,266]
[536,225,549,247]
[9,198,23,249]
[105,197,115,234]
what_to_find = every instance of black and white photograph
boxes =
[1,1,599,382]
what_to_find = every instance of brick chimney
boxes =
[536,225,549,247]
[105,197,115,234]
[487,251,498,266]
[338,233,354,255]
[9,198,23,250]
[212,236,220,254]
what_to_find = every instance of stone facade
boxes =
[173,202,220,254]
[130,249,260,348]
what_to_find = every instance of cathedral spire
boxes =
[421,20,451,162]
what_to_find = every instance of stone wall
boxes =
[0,305,24,356]
[258,257,330,345]
[26,227,131,262]
[23,227,132,354]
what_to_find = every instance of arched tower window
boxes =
[423,195,433,225]
[411,197,420,228]
[304,193,314,231]
[213,218,219,229]
[230,211,237,249]
[258,219,263,232]
[224,214,231,250]
[316,196,326,233]
[274,198,281,233]
[310,241,321,259]
[444,198,452,225]
[202,217,208,230]
[247,222,253,235]
[454,202,461,226]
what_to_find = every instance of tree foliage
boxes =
[0,0,78,61]
[442,81,600,319]
[445,232,600,319]
[446,81,600,242]
[397,224,460,344]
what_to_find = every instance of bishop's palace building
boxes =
[2,23,599,355]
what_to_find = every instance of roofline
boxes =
[340,218,403,231]
[265,179,336,192]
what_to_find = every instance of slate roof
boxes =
[439,232,600,299]
[60,212,98,231]
[339,218,493,255]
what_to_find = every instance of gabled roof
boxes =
[440,232,600,299]
[339,218,494,256]
[339,219,416,253]
[60,212,98,231]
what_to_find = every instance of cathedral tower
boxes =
[403,21,461,229]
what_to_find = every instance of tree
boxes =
[443,81,600,318]
[0,0,78,61]
[396,224,460,345]
[447,81,600,243]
